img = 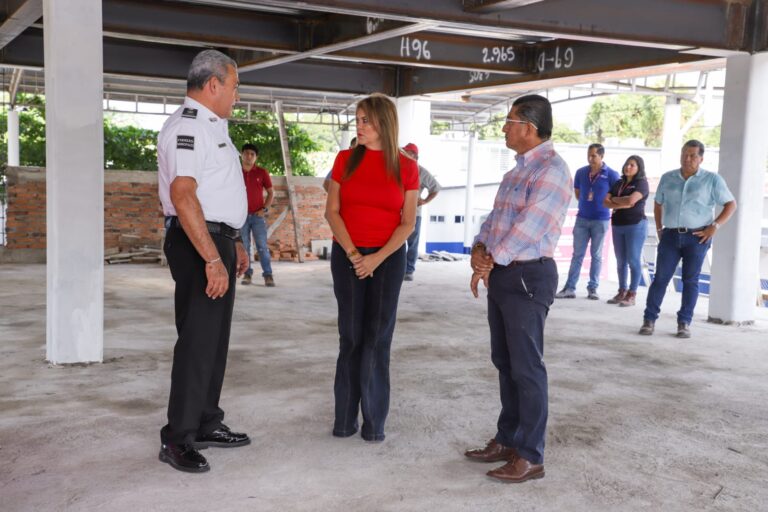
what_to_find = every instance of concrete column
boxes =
[44,0,104,363]
[7,109,20,166]
[659,97,682,174]
[396,97,431,254]
[708,53,768,324]
[463,131,477,253]
[395,97,430,147]
[340,130,353,150]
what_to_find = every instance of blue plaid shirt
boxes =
[475,140,572,265]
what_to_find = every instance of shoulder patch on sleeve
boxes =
[181,108,198,119]
[177,135,195,150]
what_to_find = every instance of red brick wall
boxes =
[267,177,332,260]
[3,168,331,259]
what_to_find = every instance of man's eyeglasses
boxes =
[505,117,537,130]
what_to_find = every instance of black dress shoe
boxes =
[193,425,251,448]
[159,442,210,473]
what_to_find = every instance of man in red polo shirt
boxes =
[239,143,275,286]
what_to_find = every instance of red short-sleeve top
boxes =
[331,148,419,247]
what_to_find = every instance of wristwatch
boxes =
[263,207,269,213]
[712,221,720,229]
[471,241,486,253]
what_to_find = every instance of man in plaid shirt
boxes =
[464,94,572,483]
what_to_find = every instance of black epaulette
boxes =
[181,108,198,119]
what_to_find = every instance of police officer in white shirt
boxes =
[157,49,251,473]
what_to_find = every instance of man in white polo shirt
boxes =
[157,49,250,473]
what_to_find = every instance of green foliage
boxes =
[228,110,319,176]
[685,124,721,148]
[0,98,320,174]
[430,120,451,136]
[0,96,47,166]
[584,94,722,148]
[584,95,665,146]
[552,122,588,144]
[103,119,158,170]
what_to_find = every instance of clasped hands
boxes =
[347,249,380,280]
[470,249,494,298]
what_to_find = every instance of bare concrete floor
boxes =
[1,261,767,511]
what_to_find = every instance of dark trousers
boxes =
[487,258,557,464]
[405,215,422,274]
[644,229,711,325]
[162,225,237,444]
[331,242,406,441]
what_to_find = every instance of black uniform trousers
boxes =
[487,258,557,465]
[161,224,238,445]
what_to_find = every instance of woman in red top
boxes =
[325,93,419,442]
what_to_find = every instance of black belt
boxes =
[165,216,241,240]
[494,257,552,269]
[665,226,707,233]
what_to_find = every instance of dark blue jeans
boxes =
[644,229,711,325]
[331,242,406,441]
[405,215,422,275]
[612,219,647,292]
[240,214,272,277]
[487,258,558,464]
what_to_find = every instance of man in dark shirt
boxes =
[239,143,275,287]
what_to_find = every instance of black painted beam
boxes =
[248,0,758,53]
[400,40,711,95]
[330,32,529,74]
[463,0,547,14]
[1,28,397,95]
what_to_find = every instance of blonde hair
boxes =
[344,93,401,183]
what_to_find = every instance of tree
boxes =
[0,96,47,167]
[228,110,319,176]
[552,122,588,144]
[103,119,159,170]
[1,97,320,174]
[584,95,665,146]
[584,93,722,148]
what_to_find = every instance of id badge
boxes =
[587,190,594,201]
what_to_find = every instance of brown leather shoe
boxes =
[486,456,544,483]
[464,439,518,463]
[606,289,627,304]
[619,290,636,307]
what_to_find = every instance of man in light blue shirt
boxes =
[639,140,736,338]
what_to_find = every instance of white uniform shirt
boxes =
[158,97,247,229]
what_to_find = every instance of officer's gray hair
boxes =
[187,50,237,91]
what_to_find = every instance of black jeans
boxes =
[331,241,406,441]
[161,225,237,444]
[487,258,557,464]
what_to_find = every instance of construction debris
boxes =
[104,246,163,265]
[420,251,465,262]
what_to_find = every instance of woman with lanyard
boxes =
[325,93,419,442]
[603,155,650,306]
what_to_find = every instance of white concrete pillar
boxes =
[659,97,682,174]
[463,131,477,253]
[340,130,353,150]
[7,109,20,166]
[708,53,768,324]
[44,0,104,363]
[396,97,431,254]
[396,97,430,148]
